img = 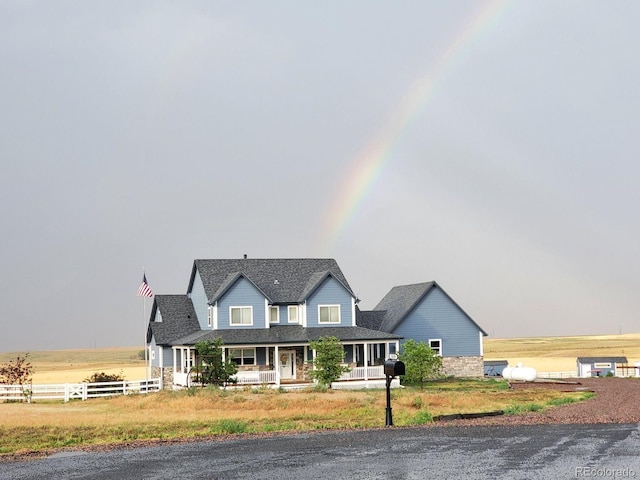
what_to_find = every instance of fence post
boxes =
[123,380,127,395]
[82,383,88,401]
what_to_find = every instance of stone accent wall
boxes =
[150,367,174,389]
[441,356,484,378]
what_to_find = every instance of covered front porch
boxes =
[171,338,400,388]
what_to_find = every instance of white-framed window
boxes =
[318,305,340,324]
[429,339,442,356]
[269,306,279,323]
[230,348,256,366]
[207,306,213,327]
[230,306,253,326]
[288,305,299,324]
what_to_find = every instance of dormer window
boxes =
[230,306,253,326]
[288,305,299,324]
[269,306,279,323]
[318,305,340,324]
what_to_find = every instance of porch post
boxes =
[275,345,280,387]
[173,348,178,373]
[364,342,369,381]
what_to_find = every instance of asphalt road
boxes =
[2,423,639,480]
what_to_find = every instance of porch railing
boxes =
[234,370,277,385]
[339,365,385,381]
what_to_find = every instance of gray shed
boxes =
[484,360,508,377]
[576,356,628,377]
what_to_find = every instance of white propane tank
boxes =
[502,363,537,382]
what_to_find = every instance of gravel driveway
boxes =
[442,377,640,426]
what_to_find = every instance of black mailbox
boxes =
[384,360,405,377]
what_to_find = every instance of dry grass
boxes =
[484,333,640,372]
[1,336,632,455]
[0,380,588,455]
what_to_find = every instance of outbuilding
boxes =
[576,356,628,377]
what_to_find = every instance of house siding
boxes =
[149,338,160,368]
[190,270,209,329]
[161,346,173,368]
[306,276,354,328]
[217,277,267,329]
[393,287,481,356]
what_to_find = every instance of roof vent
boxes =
[274,279,279,285]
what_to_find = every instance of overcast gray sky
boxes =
[1,1,639,353]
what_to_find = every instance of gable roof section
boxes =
[189,258,356,304]
[297,270,353,303]
[209,272,273,304]
[148,295,201,345]
[367,281,487,336]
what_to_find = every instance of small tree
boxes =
[193,338,238,388]
[0,353,34,386]
[308,336,350,388]
[0,353,34,401]
[399,339,443,390]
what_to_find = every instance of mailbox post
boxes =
[384,357,405,426]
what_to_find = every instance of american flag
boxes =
[136,273,153,297]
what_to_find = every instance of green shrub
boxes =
[412,410,433,424]
[83,371,125,383]
[211,419,248,434]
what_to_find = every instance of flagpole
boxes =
[137,270,153,388]
[144,293,148,384]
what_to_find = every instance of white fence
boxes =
[536,371,579,379]
[0,378,161,403]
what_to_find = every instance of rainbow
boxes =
[314,0,510,254]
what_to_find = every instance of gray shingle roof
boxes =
[370,282,436,332]
[355,306,387,331]
[189,258,355,304]
[148,295,201,346]
[577,356,628,363]
[172,325,401,346]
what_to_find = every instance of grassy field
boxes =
[0,347,146,383]
[1,333,636,456]
[484,333,640,372]
[0,380,593,455]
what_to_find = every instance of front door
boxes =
[279,350,295,380]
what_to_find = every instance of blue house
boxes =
[148,258,401,388]
[147,259,486,388]
[357,282,487,378]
